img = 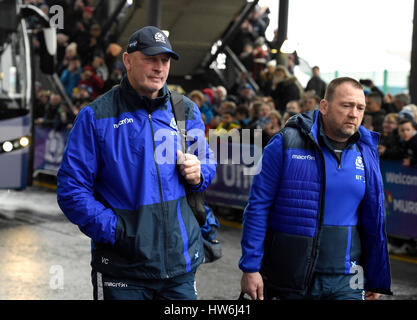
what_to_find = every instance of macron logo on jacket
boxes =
[292,154,316,161]
[113,118,133,129]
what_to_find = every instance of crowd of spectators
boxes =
[29,2,416,167]
[189,70,417,167]
[373,92,417,167]
[30,0,124,130]
[184,5,417,167]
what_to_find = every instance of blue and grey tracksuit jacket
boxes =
[57,76,216,280]
[239,110,392,295]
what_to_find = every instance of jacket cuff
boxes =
[239,266,260,273]
[114,214,125,245]
[188,174,204,191]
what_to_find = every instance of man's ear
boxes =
[320,99,328,116]
[122,52,130,71]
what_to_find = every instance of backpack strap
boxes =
[170,90,188,153]
[169,91,207,227]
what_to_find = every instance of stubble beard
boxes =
[337,124,358,140]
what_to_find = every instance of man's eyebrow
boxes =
[340,100,365,106]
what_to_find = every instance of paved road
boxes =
[0,187,415,300]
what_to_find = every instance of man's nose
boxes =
[349,107,360,118]
[153,59,163,71]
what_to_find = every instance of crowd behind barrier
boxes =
[30,1,417,168]
[29,0,123,131]
[33,123,417,243]
[29,1,417,240]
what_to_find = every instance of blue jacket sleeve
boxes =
[57,106,117,244]
[239,134,283,272]
[60,69,69,86]
[186,101,217,192]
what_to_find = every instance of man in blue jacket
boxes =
[240,77,392,300]
[57,26,216,300]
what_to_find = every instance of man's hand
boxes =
[365,291,381,300]
[177,150,201,185]
[403,158,411,167]
[378,145,386,156]
[241,272,264,300]
[384,93,393,104]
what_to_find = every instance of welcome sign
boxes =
[380,160,417,239]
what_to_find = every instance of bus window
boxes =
[0,20,29,121]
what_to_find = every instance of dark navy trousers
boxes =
[265,273,366,300]
[92,269,197,300]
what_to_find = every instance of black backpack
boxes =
[170,91,222,263]
[170,91,207,227]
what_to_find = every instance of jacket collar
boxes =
[120,75,170,114]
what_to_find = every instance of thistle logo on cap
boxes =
[126,26,179,60]
[154,32,166,44]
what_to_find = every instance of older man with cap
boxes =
[57,26,216,300]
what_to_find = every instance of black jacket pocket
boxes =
[262,230,313,291]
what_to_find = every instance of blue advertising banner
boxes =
[32,126,417,240]
[381,160,417,239]
[205,142,260,209]
[206,149,417,240]
[205,163,253,209]
[34,126,69,173]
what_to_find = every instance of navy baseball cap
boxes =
[126,26,179,60]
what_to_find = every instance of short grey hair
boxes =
[324,77,362,102]
[394,93,410,106]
